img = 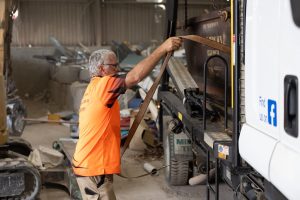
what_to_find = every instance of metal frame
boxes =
[159,1,245,200]
[203,55,228,200]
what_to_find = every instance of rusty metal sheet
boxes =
[184,8,231,104]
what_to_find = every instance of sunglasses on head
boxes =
[103,63,119,68]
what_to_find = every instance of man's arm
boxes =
[125,37,182,88]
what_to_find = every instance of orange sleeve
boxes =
[99,74,126,108]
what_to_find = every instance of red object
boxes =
[120,116,130,130]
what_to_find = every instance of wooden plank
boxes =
[0,0,5,25]
[0,0,6,70]
[0,0,7,144]
[0,75,7,144]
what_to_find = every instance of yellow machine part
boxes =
[230,0,234,108]
[0,0,10,145]
[0,76,7,145]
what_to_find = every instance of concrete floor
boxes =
[21,100,233,200]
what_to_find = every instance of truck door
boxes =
[269,0,300,199]
[239,0,280,180]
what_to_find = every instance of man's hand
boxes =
[125,37,182,88]
[162,37,183,53]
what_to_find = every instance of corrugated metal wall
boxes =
[12,0,216,46]
[101,3,165,45]
[12,0,95,46]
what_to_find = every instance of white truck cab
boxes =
[239,0,300,199]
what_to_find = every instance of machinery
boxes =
[160,0,299,199]
[0,0,298,199]
[6,79,27,137]
[0,1,41,199]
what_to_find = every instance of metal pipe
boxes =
[23,118,78,125]
[158,103,164,142]
[189,174,207,186]
[206,150,210,200]
[101,0,224,5]
[203,57,207,130]
[233,0,241,168]
[203,55,229,130]
[21,0,87,2]
[189,168,216,186]
[143,162,159,175]
[215,159,219,200]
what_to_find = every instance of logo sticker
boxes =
[258,96,277,127]
[267,99,277,127]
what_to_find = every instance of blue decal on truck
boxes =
[267,99,277,127]
[258,96,277,127]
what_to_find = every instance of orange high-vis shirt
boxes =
[72,74,126,176]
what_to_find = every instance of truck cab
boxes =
[239,0,300,199]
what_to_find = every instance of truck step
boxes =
[204,131,231,148]
[204,131,232,161]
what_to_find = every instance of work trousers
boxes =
[76,174,116,200]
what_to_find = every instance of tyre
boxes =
[0,158,41,199]
[163,116,190,185]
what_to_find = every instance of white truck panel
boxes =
[241,0,281,183]
[277,0,300,154]
[242,0,300,198]
[239,124,277,180]
[269,1,300,198]
[244,0,280,139]
[270,143,300,200]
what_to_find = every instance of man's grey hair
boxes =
[88,49,116,77]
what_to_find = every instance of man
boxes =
[72,37,182,200]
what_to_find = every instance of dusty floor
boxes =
[21,100,233,200]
